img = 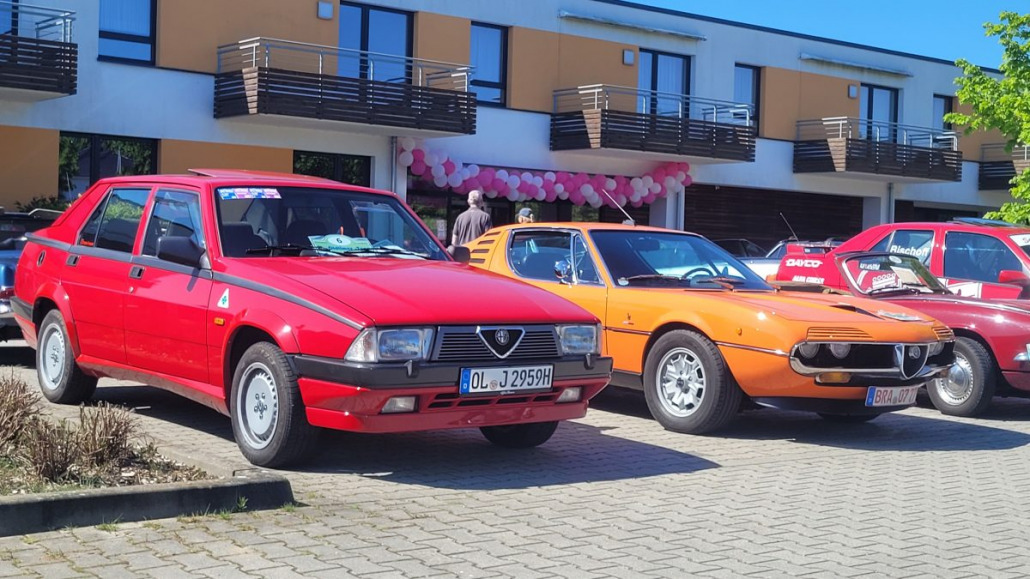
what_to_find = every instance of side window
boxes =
[944,232,1022,283]
[869,234,890,253]
[509,230,571,281]
[94,188,150,253]
[78,202,108,247]
[572,234,600,284]
[884,230,933,264]
[142,190,204,257]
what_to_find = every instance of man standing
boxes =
[452,189,492,246]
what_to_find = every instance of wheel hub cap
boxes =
[40,326,65,391]
[936,353,973,406]
[238,363,279,450]
[657,347,705,418]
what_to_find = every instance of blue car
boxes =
[0,208,61,340]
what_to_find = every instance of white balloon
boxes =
[664,176,677,188]
[433,175,448,187]
[468,164,480,177]
[630,190,642,202]
[518,172,530,182]
[544,171,556,182]
[448,173,463,187]
[605,178,617,191]
[649,183,662,194]
[630,177,643,189]
[460,168,471,180]
[642,176,654,188]
[398,151,414,167]
[424,153,439,166]
[399,136,416,151]
[558,190,570,200]
[581,184,595,196]
[484,189,498,198]
[496,169,509,181]
[554,183,565,194]
[431,164,446,178]
[676,171,686,182]
[507,175,521,188]
[589,197,603,208]
[533,176,544,187]
[506,189,519,201]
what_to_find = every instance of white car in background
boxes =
[739,238,842,279]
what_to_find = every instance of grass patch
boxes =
[0,375,207,496]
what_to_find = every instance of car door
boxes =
[940,231,1024,299]
[124,188,214,385]
[62,186,152,364]
[504,229,610,348]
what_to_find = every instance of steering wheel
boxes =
[681,266,716,279]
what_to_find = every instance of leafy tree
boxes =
[946,12,1030,223]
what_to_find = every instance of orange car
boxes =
[470,223,955,433]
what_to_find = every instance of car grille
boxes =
[932,325,955,341]
[806,327,872,341]
[432,325,561,362]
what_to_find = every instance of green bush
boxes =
[14,195,72,212]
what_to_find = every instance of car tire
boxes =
[480,421,559,448]
[927,337,995,417]
[818,413,878,423]
[230,342,320,468]
[643,330,742,434]
[36,309,97,404]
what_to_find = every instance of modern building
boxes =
[0,0,1020,249]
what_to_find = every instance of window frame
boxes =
[98,0,157,65]
[873,229,935,265]
[338,1,413,82]
[1,0,20,36]
[141,188,206,259]
[82,186,153,254]
[733,63,761,128]
[506,228,603,286]
[859,83,899,141]
[943,231,1023,284]
[469,21,508,107]
[293,150,372,187]
[638,48,692,116]
[933,94,954,131]
[59,132,158,200]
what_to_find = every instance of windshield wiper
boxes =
[866,285,921,296]
[693,276,744,290]
[331,246,427,259]
[246,243,316,256]
[618,274,683,285]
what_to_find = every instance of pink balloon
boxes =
[492,178,507,192]
[541,180,554,193]
[443,160,455,174]
[410,160,426,176]
[556,172,570,184]
[630,198,643,208]
[644,193,657,203]
[683,175,693,187]
[575,172,589,185]
[411,148,425,161]
[545,190,557,202]
[652,168,666,182]
[480,168,495,182]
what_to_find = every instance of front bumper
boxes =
[289,354,614,433]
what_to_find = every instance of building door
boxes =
[638,49,690,117]
[860,84,898,141]
[338,2,411,83]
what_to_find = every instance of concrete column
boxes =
[862,196,886,228]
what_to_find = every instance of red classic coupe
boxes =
[14,170,612,467]
[778,251,1030,417]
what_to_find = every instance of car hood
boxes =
[225,257,597,326]
[890,294,1030,316]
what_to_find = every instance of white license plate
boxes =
[865,385,920,407]
[459,365,553,395]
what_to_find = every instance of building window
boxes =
[338,2,411,83]
[98,0,155,64]
[1,1,18,36]
[293,151,372,187]
[638,49,690,116]
[859,83,899,141]
[933,94,954,131]
[733,64,760,126]
[470,22,507,106]
[58,133,157,199]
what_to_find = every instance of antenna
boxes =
[599,188,636,226]
[779,212,799,241]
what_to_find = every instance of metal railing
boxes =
[981,143,1030,163]
[216,37,472,92]
[0,1,74,42]
[553,84,755,126]
[797,117,958,151]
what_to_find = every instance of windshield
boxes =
[841,254,948,295]
[215,186,448,260]
[590,230,772,290]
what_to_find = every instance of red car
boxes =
[778,251,1030,417]
[815,218,1030,300]
[13,170,612,467]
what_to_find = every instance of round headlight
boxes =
[828,343,851,359]
[908,346,922,359]
[928,342,944,356]
[797,342,820,359]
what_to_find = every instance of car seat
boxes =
[220,223,267,257]
[284,219,327,246]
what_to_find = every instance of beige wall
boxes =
[509,27,637,113]
[414,12,470,65]
[157,0,339,74]
[953,102,1007,161]
[761,67,859,140]
[0,126,58,208]
[158,140,293,175]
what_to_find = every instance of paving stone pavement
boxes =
[4,341,1030,577]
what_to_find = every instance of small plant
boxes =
[96,520,120,532]
[235,496,248,512]
[281,502,297,513]
[75,403,139,467]
[17,419,78,482]
[0,374,41,454]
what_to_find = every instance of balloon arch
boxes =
[397,137,692,209]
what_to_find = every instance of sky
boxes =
[634,0,1014,69]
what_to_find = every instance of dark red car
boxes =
[821,219,1030,300]
[778,251,1030,417]
[13,170,612,467]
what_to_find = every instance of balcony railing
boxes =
[214,37,476,135]
[980,143,1030,191]
[0,1,76,96]
[794,117,962,182]
[550,84,756,161]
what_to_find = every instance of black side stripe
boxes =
[210,272,364,330]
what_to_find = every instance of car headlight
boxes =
[797,342,820,359]
[928,341,944,356]
[828,343,851,359]
[557,324,600,355]
[345,327,435,363]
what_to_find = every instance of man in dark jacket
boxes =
[452,190,492,246]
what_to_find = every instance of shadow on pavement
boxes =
[594,385,1030,452]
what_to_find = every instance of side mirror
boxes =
[554,259,573,284]
[447,244,470,264]
[156,236,206,268]
[998,270,1030,285]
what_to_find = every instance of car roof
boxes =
[875,221,1030,235]
[493,222,703,237]
[90,169,391,196]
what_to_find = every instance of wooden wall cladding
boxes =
[0,36,76,95]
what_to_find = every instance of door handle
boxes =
[65,254,79,266]
[129,265,145,279]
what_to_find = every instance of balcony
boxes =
[214,38,475,137]
[0,1,76,100]
[550,85,756,163]
[794,118,962,182]
[979,144,1029,191]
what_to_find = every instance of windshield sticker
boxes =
[888,244,930,259]
[870,273,900,290]
[308,234,373,252]
[217,187,281,200]
[1012,234,1030,246]
[859,261,883,271]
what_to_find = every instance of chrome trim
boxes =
[788,340,946,379]
[475,325,526,359]
[715,342,788,357]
